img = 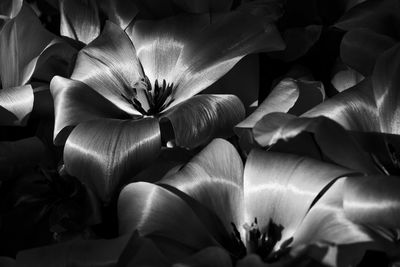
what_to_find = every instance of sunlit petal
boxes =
[161,95,245,149]
[71,21,143,115]
[50,76,130,145]
[59,0,100,44]
[344,176,400,229]
[173,246,232,267]
[161,138,244,231]
[0,3,53,88]
[0,85,33,126]
[64,118,161,203]
[244,150,355,245]
[118,182,219,250]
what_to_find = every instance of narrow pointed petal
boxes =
[16,234,133,267]
[161,138,244,231]
[71,21,143,115]
[59,0,100,44]
[99,0,138,30]
[171,11,285,106]
[340,29,396,76]
[244,150,355,244]
[173,246,232,267]
[371,44,400,134]
[253,114,380,174]
[344,176,400,229]
[0,137,45,180]
[118,182,218,250]
[64,118,161,203]
[161,95,245,149]
[0,3,53,88]
[293,179,373,247]
[0,85,33,126]
[126,13,210,87]
[50,76,130,145]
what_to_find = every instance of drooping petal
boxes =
[59,0,100,44]
[371,43,400,134]
[118,182,219,251]
[126,13,210,87]
[64,118,161,203]
[0,85,33,126]
[343,176,400,229]
[0,137,45,181]
[0,0,22,30]
[340,29,396,76]
[71,21,143,115]
[0,3,53,88]
[244,150,355,246]
[169,11,285,106]
[50,76,130,145]
[161,94,245,149]
[161,138,244,232]
[16,234,133,267]
[173,246,232,267]
[253,114,380,174]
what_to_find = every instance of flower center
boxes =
[230,218,293,263]
[122,76,174,116]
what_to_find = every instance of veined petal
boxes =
[0,3,53,88]
[170,11,284,106]
[173,246,232,267]
[244,150,355,246]
[126,13,210,87]
[16,234,133,267]
[64,118,161,203]
[161,138,245,232]
[50,76,130,145]
[344,176,400,229]
[340,29,396,76]
[0,85,33,126]
[304,78,380,132]
[71,21,143,115]
[161,94,245,149]
[59,0,100,44]
[0,137,45,180]
[372,43,400,134]
[118,182,218,250]
[254,114,380,174]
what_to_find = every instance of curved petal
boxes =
[161,94,245,149]
[118,182,219,250]
[64,118,161,203]
[340,29,396,76]
[99,0,138,30]
[254,114,380,174]
[244,150,355,246]
[50,76,131,145]
[371,43,400,134]
[304,78,380,132]
[126,13,210,87]
[170,11,284,106]
[16,234,133,267]
[71,21,143,115]
[343,176,400,229]
[0,85,33,126]
[331,64,364,92]
[59,0,100,44]
[161,138,244,232]
[173,246,232,267]
[0,3,53,88]
[0,0,22,29]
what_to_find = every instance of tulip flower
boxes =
[51,10,284,203]
[118,139,394,266]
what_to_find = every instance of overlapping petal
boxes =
[64,118,161,203]
[161,95,245,149]
[99,0,138,30]
[71,21,143,115]
[0,0,22,30]
[0,85,33,126]
[243,150,355,245]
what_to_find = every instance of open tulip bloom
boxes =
[117,139,399,266]
[50,10,285,202]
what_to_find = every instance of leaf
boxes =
[64,118,161,203]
